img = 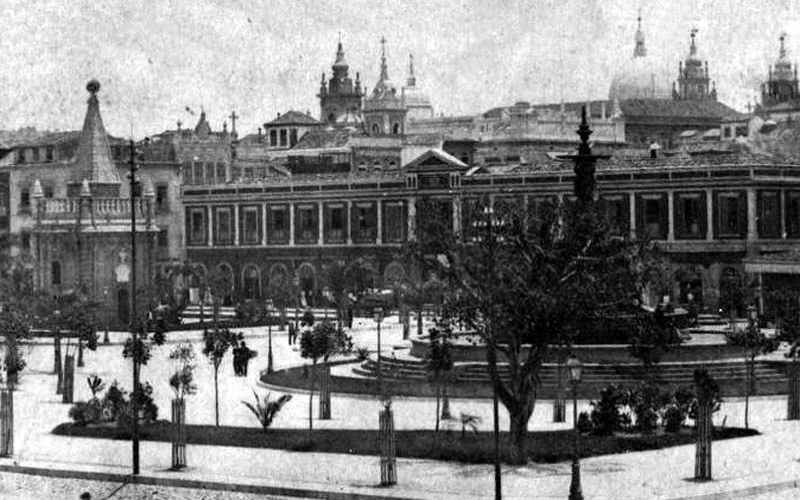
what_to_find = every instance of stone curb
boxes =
[0,464,423,500]
[667,478,799,500]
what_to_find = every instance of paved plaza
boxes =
[0,318,799,499]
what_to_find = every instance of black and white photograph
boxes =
[2,1,800,498]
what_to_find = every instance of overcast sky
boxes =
[1,0,799,138]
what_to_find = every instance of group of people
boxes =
[232,341,253,376]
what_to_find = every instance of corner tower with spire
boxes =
[673,29,717,101]
[762,33,799,107]
[318,36,364,124]
[364,37,407,136]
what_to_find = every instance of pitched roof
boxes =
[265,110,323,126]
[291,128,359,150]
[74,81,121,185]
[404,148,468,171]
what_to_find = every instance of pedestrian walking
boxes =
[232,342,242,376]
[240,341,252,376]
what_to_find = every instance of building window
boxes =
[157,229,169,248]
[192,162,203,185]
[392,123,400,135]
[757,190,781,239]
[295,204,318,243]
[279,129,287,146]
[187,208,207,245]
[214,207,233,245]
[17,149,25,164]
[20,188,30,211]
[715,191,746,239]
[268,205,289,244]
[44,186,54,198]
[383,201,406,243]
[352,202,376,243]
[636,194,667,240]
[242,265,261,299]
[241,206,261,245]
[156,185,168,212]
[600,195,629,237]
[786,191,800,238]
[674,192,706,240]
[269,130,278,147]
[205,162,215,185]
[325,204,346,243]
[289,128,298,147]
[32,148,40,162]
[51,261,61,286]
[215,163,227,184]
[372,123,380,134]
[45,146,54,162]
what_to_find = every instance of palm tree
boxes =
[242,391,292,433]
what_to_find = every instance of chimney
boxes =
[258,127,262,143]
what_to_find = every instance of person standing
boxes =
[232,342,242,376]
[240,341,252,376]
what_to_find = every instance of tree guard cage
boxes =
[171,398,187,469]
[0,389,12,457]
[319,363,331,420]
[694,390,713,480]
[788,360,800,420]
[379,405,397,486]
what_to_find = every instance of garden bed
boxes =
[52,422,758,465]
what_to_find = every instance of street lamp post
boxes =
[567,354,584,500]
[374,307,384,396]
[128,138,141,476]
[267,300,274,373]
[103,286,110,344]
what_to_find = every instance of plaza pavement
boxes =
[1,317,799,499]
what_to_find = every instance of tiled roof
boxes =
[292,129,360,150]
[265,110,322,126]
[74,84,121,184]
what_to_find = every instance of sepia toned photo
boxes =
[1,1,800,498]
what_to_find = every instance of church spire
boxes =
[407,53,416,87]
[633,9,646,57]
[379,36,389,82]
[73,79,121,190]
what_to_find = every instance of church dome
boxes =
[608,14,671,101]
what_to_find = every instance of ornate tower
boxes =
[402,54,434,121]
[633,12,646,58]
[762,33,799,107]
[318,38,364,124]
[673,29,717,101]
[363,37,407,136]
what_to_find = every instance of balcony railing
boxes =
[39,197,151,219]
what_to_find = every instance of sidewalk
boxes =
[3,320,800,499]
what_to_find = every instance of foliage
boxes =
[412,186,647,462]
[168,344,197,400]
[725,317,778,427]
[355,347,370,362]
[235,300,267,326]
[323,258,377,326]
[589,384,631,435]
[766,286,800,348]
[301,310,315,327]
[202,327,241,369]
[663,405,685,433]
[241,390,293,433]
[68,380,158,428]
[86,374,106,398]
[719,277,745,319]
[627,381,672,433]
[577,411,594,434]
[457,413,482,438]
[300,320,353,363]
[628,306,684,377]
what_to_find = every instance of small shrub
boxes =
[628,381,671,433]
[68,399,104,426]
[589,384,630,435]
[301,310,315,327]
[663,404,684,433]
[355,347,370,362]
[242,391,293,433]
[577,411,594,434]
[86,374,106,398]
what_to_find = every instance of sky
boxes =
[1,0,800,139]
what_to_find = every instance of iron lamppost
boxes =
[567,354,584,500]
[266,299,274,373]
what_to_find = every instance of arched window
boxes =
[373,161,382,171]
[51,261,61,285]
[388,161,397,169]
[371,123,380,134]
[242,264,261,299]
[392,123,400,135]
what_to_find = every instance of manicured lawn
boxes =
[52,422,758,465]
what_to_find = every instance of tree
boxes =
[300,320,352,430]
[264,276,299,331]
[628,304,684,384]
[201,327,241,426]
[323,258,375,330]
[0,235,38,387]
[725,311,778,428]
[168,344,197,401]
[411,186,643,464]
[242,391,292,433]
[425,327,454,432]
[205,268,233,326]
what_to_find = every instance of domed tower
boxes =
[363,37,407,136]
[673,29,717,101]
[762,33,799,107]
[402,54,434,120]
[318,37,364,124]
[608,13,671,101]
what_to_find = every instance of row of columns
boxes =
[196,198,420,247]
